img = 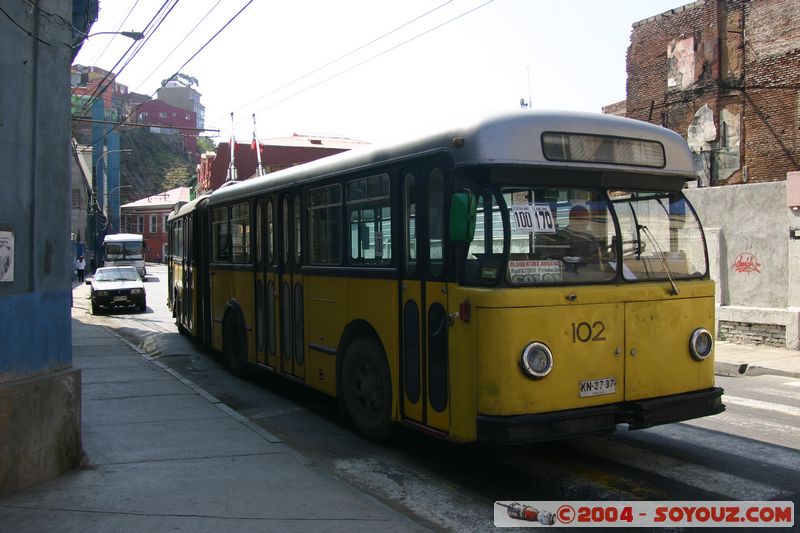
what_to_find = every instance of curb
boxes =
[714,361,800,379]
[102,325,284,444]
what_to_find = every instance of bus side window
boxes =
[464,191,502,284]
[347,174,391,265]
[211,207,231,262]
[308,184,342,265]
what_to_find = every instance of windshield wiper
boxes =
[638,224,680,295]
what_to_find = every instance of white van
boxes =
[102,233,146,279]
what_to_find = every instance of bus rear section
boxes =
[103,233,146,279]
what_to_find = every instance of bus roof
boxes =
[205,111,697,207]
[103,233,143,242]
[168,193,210,221]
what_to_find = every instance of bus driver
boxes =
[561,205,603,264]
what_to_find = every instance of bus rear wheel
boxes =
[341,338,394,441]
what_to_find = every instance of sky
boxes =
[73,0,688,145]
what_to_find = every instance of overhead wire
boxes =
[0,4,54,47]
[130,0,223,94]
[218,0,456,127]
[77,0,254,152]
[246,0,495,124]
[72,0,178,119]
[86,0,140,67]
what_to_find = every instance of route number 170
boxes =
[511,204,555,233]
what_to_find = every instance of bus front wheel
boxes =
[342,338,394,441]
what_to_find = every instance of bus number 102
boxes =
[572,321,606,342]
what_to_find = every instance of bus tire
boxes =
[222,313,247,377]
[341,338,394,441]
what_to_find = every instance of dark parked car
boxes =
[86,266,146,314]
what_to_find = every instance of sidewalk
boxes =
[0,319,426,532]
[714,340,800,378]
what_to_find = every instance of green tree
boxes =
[197,136,216,154]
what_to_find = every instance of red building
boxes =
[197,134,369,194]
[121,187,191,262]
[132,99,198,155]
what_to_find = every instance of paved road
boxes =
[76,264,800,531]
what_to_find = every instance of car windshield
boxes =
[95,268,139,282]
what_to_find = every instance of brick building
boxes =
[121,187,191,262]
[603,0,800,349]
[605,0,800,186]
[197,134,368,194]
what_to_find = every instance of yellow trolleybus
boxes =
[168,111,724,444]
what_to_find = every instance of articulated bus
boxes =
[167,111,724,444]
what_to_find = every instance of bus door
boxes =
[260,198,278,369]
[253,199,271,367]
[182,214,193,332]
[277,193,305,380]
[400,166,450,433]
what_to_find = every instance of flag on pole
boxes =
[251,132,257,151]
[227,112,238,182]
[253,113,264,177]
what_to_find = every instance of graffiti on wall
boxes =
[731,252,762,274]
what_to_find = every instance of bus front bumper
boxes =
[476,387,724,445]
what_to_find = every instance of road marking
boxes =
[653,422,800,470]
[722,394,800,418]
[568,438,790,500]
[692,411,800,448]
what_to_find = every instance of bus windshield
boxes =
[105,241,144,260]
[463,184,707,286]
[611,190,707,281]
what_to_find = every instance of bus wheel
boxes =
[223,314,247,377]
[342,338,394,441]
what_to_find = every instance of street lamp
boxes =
[73,30,145,49]
[85,31,144,41]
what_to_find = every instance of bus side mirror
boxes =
[450,191,477,243]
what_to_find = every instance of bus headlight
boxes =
[131,288,144,295]
[689,328,713,361]
[96,290,108,297]
[520,342,553,379]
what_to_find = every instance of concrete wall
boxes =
[0,0,85,494]
[685,181,800,349]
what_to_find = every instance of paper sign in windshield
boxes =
[509,259,562,283]
[511,204,556,234]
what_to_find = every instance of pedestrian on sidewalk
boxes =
[76,255,86,282]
